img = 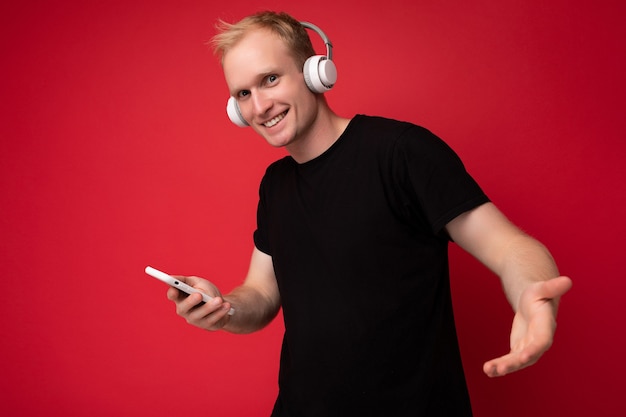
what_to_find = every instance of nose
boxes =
[251,90,272,117]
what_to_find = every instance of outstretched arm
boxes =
[168,246,281,334]
[446,202,572,377]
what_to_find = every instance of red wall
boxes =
[2,1,624,416]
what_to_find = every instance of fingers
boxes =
[186,298,232,331]
[165,278,231,331]
[540,275,573,299]
[483,356,511,378]
[483,345,542,377]
[172,292,231,331]
[166,286,182,301]
[519,276,572,316]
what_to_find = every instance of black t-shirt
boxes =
[254,115,489,417]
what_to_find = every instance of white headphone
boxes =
[226,21,337,127]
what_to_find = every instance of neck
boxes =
[287,101,351,164]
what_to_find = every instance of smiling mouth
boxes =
[263,111,287,128]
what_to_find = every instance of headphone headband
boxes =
[299,21,333,60]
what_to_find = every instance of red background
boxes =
[1,1,624,416]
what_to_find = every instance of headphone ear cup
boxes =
[226,96,249,127]
[303,55,337,93]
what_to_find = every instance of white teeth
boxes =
[264,111,286,127]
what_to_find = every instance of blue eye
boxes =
[267,75,278,84]
[238,90,250,98]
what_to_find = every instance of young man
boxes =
[168,11,572,417]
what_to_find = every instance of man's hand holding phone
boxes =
[146,266,235,331]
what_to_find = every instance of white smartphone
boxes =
[145,266,234,315]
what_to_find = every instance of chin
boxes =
[264,137,293,149]
[262,129,296,149]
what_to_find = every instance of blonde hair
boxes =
[210,11,315,69]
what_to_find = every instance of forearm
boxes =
[222,285,281,334]
[496,233,560,312]
[447,203,561,312]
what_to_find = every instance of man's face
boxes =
[223,28,319,149]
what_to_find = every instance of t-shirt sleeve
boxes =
[392,125,490,236]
